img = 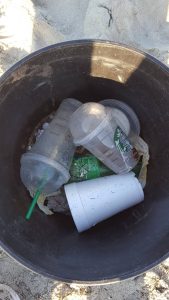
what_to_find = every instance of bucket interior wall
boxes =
[0,41,169,283]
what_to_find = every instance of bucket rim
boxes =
[0,39,168,87]
[1,239,169,284]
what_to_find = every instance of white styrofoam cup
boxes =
[64,173,144,232]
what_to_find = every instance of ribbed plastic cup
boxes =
[20,98,82,196]
[69,102,139,174]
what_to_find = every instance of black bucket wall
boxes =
[0,40,169,284]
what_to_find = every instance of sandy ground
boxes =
[0,0,169,75]
[1,248,169,300]
[0,0,169,299]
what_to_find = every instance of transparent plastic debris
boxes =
[37,190,70,215]
[134,137,150,188]
[37,193,54,215]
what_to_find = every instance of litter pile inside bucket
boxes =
[20,98,149,232]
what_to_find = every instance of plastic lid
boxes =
[100,99,140,138]
[69,102,110,145]
[111,108,130,136]
[21,152,70,182]
[62,98,82,109]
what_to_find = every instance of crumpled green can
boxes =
[70,154,142,182]
[70,155,113,182]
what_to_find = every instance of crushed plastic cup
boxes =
[64,173,144,232]
[69,102,139,174]
[20,98,82,196]
[100,99,140,142]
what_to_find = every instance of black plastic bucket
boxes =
[0,40,169,284]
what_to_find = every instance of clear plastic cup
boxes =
[69,102,139,174]
[20,98,82,196]
[100,99,140,142]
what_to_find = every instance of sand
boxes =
[1,248,169,299]
[0,0,169,299]
[0,0,169,76]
